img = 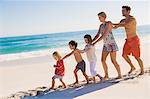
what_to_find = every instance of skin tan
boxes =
[113,7,144,75]
[63,43,89,84]
[50,54,66,89]
[92,14,122,80]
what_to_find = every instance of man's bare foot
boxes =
[128,67,136,74]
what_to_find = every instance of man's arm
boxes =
[112,19,126,29]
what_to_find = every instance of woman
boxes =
[92,12,122,80]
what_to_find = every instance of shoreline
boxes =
[0,44,150,97]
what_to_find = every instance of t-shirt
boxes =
[84,44,97,62]
[55,59,65,76]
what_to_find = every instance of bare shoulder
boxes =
[120,19,125,23]
[130,16,136,21]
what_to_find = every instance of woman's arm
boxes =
[93,22,111,45]
[92,24,102,42]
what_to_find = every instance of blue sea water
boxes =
[0,25,150,60]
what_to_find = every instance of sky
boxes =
[0,0,150,37]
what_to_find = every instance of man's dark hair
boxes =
[122,6,131,11]
[69,40,77,48]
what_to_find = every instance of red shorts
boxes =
[123,35,140,57]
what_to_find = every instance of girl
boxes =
[50,51,66,89]
[80,34,103,83]
[92,12,122,80]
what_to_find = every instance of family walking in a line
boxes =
[50,6,144,89]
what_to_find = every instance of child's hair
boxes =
[84,34,92,44]
[69,40,78,49]
[97,12,107,19]
[52,51,61,58]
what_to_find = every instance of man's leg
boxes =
[135,57,144,75]
[122,54,136,74]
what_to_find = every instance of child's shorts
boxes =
[52,74,63,79]
[76,60,86,72]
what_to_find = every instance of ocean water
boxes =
[0,25,150,62]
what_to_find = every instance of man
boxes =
[113,6,144,75]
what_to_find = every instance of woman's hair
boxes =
[69,40,77,48]
[84,34,92,44]
[52,51,61,58]
[97,12,107,19]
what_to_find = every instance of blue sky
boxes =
[0,0,150,37]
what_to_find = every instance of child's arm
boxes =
[93,22,111,45]
[62,51,74,60]
[78,49,85,53]
[78,45,91,53]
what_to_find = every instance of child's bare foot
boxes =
[116,75,122,79]
[96,74,103,81]
[139,71,144,75]
[104,76,109,80]
[49,87,54,90]
[128,67,136,74]
[63,84,67,88]
[86,80,89,84]
[73,81,79,85]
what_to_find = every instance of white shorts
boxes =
[52,74,63,79]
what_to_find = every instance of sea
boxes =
[0,25,150,62]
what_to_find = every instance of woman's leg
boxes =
[110,51,122,78]
[101,51,109,79]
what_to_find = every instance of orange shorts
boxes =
[123,35,140,57]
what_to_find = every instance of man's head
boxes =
[122,6,131,17]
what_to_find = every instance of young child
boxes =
[50,51,66,89]
[80,34,103,83]
[63,40,89,84]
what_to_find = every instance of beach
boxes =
[0,41,150,98]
